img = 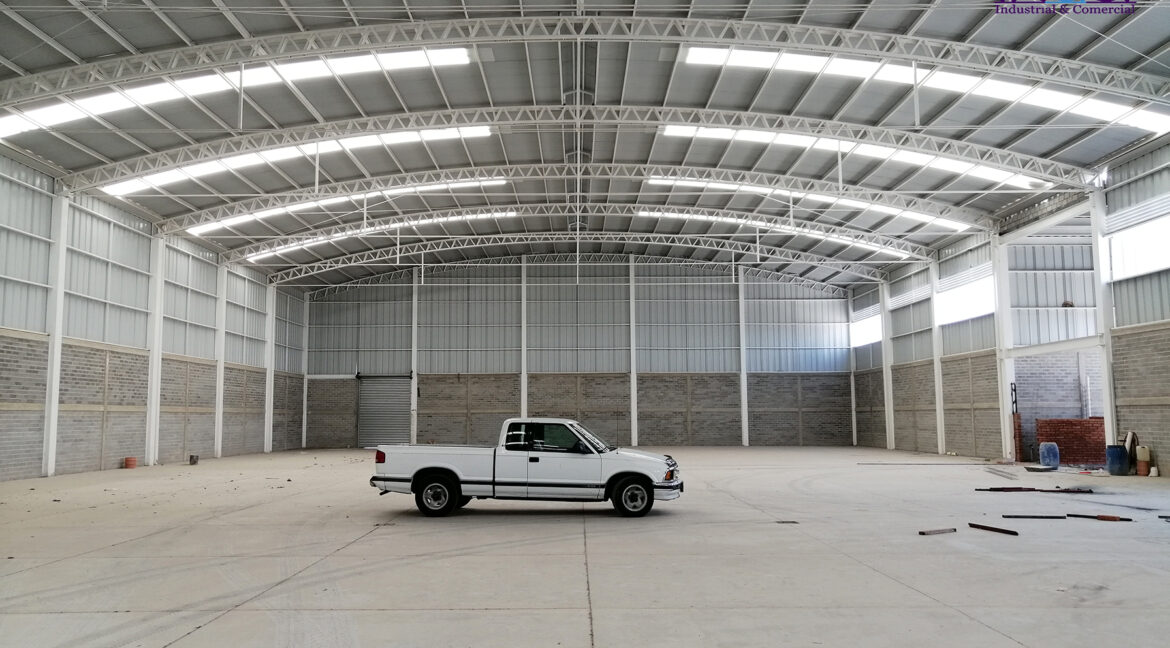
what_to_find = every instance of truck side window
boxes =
[504,423,530,451]
[532,424,586,453]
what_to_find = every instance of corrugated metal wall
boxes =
[941,314,995,356]
[1106,144,1170,217]
[1107,143,1170,327]
[1009,244,1096,346]
[891,299,933,364]
[275,289,305,373]
[64,196,151,348]
[0,157,52,333]
[307,261,849,375]
[225,265,267,367]
[163,237,218,359]
[1114,268,1170,327]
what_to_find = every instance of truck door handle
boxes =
[529,457,539,463]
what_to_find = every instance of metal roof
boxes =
[0,0,1166,294]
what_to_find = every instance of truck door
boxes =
[494,422,530,498]
[527,423,602,500]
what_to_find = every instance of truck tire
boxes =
[414,475,460,517]
[612,477,654,517]
[457,496,473,508]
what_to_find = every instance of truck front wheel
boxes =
[612,477,654,517]
[415,475,460,517]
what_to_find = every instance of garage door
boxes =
[358,377,412,446]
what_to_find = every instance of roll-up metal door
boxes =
[358,377,412,446]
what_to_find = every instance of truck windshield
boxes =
[570,422,614,453]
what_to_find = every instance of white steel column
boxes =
[1088,190,1119,446]
[929,260,947,454]
[41,193,70,477]
[301,296,310,449]
[879,281,896,450]
[144,236,166,466]
[991,234,1017,460]
[520,256,528,417]
[628,256,638,446]
[213,265,227,458]
[737,265,750,447]
[849,345,858,447]
[410,267,419,444]
[263,285,276,453]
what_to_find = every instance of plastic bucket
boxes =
[123,457,137,469]
[1039,442,1060,468]
[1105,445,1128,476]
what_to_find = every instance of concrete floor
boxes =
[1,447,1168,648]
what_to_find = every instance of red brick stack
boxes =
[1035,417,1106,464]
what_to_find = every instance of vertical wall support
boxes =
[849,341,858,447]
[213,265,227,458]
[737,265,750,447]
[628,256,638,446]
[410,267,419,444]
[301,296,309,449]
[144,236,165,466]
[1088,190,1119,446]
[520,256,528,418]
[991,234,1017,460]
[879,281,896,450]
[263,285,276,453]
[929,259,946,455]
[41,193,70,477]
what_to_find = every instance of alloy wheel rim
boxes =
[623,485,647,510]
[423,484,449,509]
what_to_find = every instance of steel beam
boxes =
[225,202,933,264]
[991,234,1017,460]
[263,284,276,453]
[161,162,987,235]
[41,193,69,477]
[267,231,889,285]
[737,265,750,446]
[628,255,639,446]
[1088,190,1118,446]
[213,264,227,458]
[64,105,1090,191]
[2,17,1165,108]
[879,281,896,450]
[144,236,165,466]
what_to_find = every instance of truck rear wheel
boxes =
[612,477,654,517]
[414,475,460,517]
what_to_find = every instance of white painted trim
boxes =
[1004,334,1103,359]
[144,236,165,466]
[737,265,750,447]
[41,194,69,477]
[879,281,896,450]
[301,297,309,449]
[629,256,638,447]
[929,260,946,455]
[1089,190,1119,446]
[263,284,275,453]
[213,265,227,458]
[991,235,1017,460]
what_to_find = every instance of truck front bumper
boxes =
[653,479,684,501]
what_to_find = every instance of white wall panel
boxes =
[941,313,996,356]
[1113,268,1170,327]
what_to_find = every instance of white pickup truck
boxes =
[370,417,683,517]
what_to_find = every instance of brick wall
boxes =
[55,342,148,474]
[221,366,266,456]
[158,356,216,465]
[638,373,741,445]
[940,351,1002,459]
[0,331,49,480]
[748,373,851,446]
[1014,349,1104,461]
[416,374,520,445]
[1112,322,1170,476]
[272,372,304,452]
[892,361,937,453]
[529,373,631,446]
[853,369,885,448]
[1036,418,1105,464]
[306,378,358,448]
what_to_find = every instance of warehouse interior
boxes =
[1,1,1169,646]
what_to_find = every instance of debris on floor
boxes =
[969,523,1019,536]
[976,487,1093,494]
[918,528,956,535]
[1067,514,1133,522]
[1002,514,1066,519]
[775,520,799,524]
[1025,465,1057,472]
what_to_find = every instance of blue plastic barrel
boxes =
[1106,444,1128,476]
[1039,442,1060,468]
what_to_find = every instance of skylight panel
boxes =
[837,198,870,210]
[776,52,828,74]
[260,147,302,162]
[378,50,429,70]
[971,79,1030,102]
[1020,88,1081,111]
[824,58,881,79]
[339,135,383,150]
[184,161,227,178]
[1108,214,1170,281]
[773,133,818,148]
[426,48,472,66]
[685,47,729,66]
[23,103,86,126]
[73,93,135,115]
[967,166,1014,183]
[231,67,282,88]
[873,63,920,85]
[328,54,381,75]
[726,49,778,69]
[928,158,974,174]
[457,126,493,138]
[812,138,854,153]
[922,71,981,93]
[733,129,777,143]
[221,153,265,169]
[1068,98,1132,122]
[932,218,971,231]
[0,115,37,138]
[695,127,736,140]
[144,169,188,186]
[173,74,233,97]
[276,60,333,82]
[934,275,995,325]
[852,144,897,159]
[1117,109,1170,134]
[418,128,463,141]
[299,141,343,155]
[663,125,698,137]
[102,179,150,196]
[123,82,184,105]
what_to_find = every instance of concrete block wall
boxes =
[747,373,852,446]
[1036,418,1105,464]
[940,351,1002,459]
[272,373,305,452]
[891,362,937,453]
[1014,349,1103,461]
[529,373,631,446]
[1112,322,1170,475]
[417,374,520,445]
[853,369,886,448]
[306,378,358,448]
[221,365,266,456]
[638,373,741,445]
[55,342,148,474]
[0,331,49,479]
[158,356,216,465]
